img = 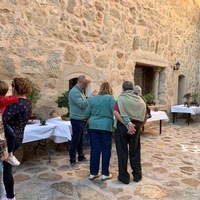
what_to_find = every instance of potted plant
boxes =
[183,93,191,107]
[55,91,70,120]
[191,93,199,106]
[26,78,40,119]
[143,93,155,105]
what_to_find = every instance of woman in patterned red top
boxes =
[2,77,32,200]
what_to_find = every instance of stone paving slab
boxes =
[12,119,200,200]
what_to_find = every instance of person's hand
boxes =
[126,122,136,135]
[1,151,8,161]
[91,90,98,97]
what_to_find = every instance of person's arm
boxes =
[113,102,135,134]
[84,100,92,118]
[0,96,18,109]
[113,102,130,125]
[2,103,18,123]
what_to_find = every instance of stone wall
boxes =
[0,0,200,115]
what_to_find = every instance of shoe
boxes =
[89,174,100,180]
[2,197,16,200]
[118,177,129,184]
[7,156,20,166]
[70,163,80,170]
[78,157,90,164]
[101,173,112,181]
[133,176,142,182]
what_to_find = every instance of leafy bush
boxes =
[26,78,40,108]
[55,91,70,116]
[143,93,155,104]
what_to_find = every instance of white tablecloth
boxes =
[147,111,169,122]
[23,117,72,144]
[47,117,72,143]
[171,105,200,115]
[23,120,56,143]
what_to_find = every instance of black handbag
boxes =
[82,125,90,146]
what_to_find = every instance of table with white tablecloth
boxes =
[145,110,169,134]
[171,105,200,125]
[23,117,72,162]
[47,117,72,143]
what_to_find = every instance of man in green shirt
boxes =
[68,75,92,170]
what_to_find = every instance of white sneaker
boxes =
[7,156,20,166]
[102,173,112,181]
[89,174,100,180]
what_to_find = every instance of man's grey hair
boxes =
[133,85,142,95]
[78,75,86,82]
[122,81,133,91]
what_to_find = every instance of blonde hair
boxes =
[12,77,32,95]
[0,81,9,96]
[98,82,113,95]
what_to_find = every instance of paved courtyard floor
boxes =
[13,117,200,200]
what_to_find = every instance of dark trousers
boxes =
[89,129,112,176]
[69,119,85,163]
[3,138,21,198]
[115,121,142,184]
[4,124,15,153]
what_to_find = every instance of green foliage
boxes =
[143,93,155,104]
[55,91,69,109]
[26,78,40,108]
[183,93,191,100]
[191,93,198,101]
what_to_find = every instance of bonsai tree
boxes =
[55,91,70,117]
[143,93,155,105]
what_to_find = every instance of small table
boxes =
[145,110,169,134]
[23,117,72,162]
[23,120,57,162]
[171,105,200,125]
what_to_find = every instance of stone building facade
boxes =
[0,0,200,116]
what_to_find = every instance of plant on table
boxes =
[191,93,199,106]
[143,93,155,106]
[55,91,70,120]
[183,93,191,107]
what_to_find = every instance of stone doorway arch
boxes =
[58,65,99,97]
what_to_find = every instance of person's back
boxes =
[86,94,115,132]
[4,98,32,141]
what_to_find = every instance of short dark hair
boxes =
[122,81,133,91]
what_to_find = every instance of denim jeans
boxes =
[4,124,16,153]
[89,129,112,176]
[69,119,86,163]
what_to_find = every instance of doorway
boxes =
[134,65,154,95]
[177,75,186,104]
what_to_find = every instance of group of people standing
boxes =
[68,75,146,184]
[0,75,146,200]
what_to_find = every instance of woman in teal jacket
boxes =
[85,82,115,181]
